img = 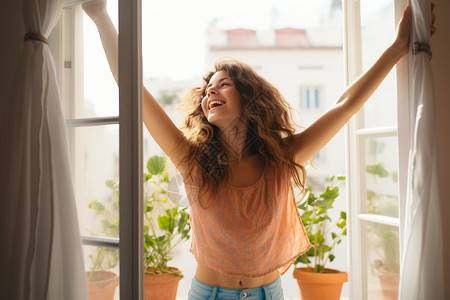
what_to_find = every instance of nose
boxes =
[206,86,218,97]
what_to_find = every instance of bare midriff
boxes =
[194,264,280,289]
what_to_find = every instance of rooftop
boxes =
[209,27,342,50]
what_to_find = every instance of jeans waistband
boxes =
[190,275,282,299]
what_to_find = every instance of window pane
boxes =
[315,88,320,109]
[80,0,119,119]
[70,125,120,237]
[84,245,120,300]
[364,136,399,218]
[364,222,400,300]
[360,0,397,128]
[306,88,311,108]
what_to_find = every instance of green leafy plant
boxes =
[143,155,190,277]
[294,175,347,273]
[369,223,400,274]
[366,163,400,275]
[86,180,120,279]
[366,162,398,217]
[87,155,190,278]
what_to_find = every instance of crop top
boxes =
[183,165,311,278]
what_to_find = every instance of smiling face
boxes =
[201,70,244,130]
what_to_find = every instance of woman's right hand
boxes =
[82,0,108,23]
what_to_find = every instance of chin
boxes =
[207,115,220,126]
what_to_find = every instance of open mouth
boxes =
[209,100,226,109]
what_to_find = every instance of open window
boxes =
[343,0,409,298]
[49,0,414,298]
[51,0,143,298]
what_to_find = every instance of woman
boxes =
[82,1,435,299]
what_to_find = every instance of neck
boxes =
[218,118,249,162]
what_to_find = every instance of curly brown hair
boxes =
[179,58,306,207]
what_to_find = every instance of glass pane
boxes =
[364,222,400,300]
[360,0,397,128]
[70,125,120,237]
[84,245,120,300]
[364,136,399,218]
[79,0,119,119]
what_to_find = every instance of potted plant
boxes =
[143,155,191,300]
[366,163,400,300]
[86,180,120,300]
[293,175,348,300]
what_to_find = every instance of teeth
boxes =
[209,100,225,109]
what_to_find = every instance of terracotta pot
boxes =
[293,267,348,300]
[86,271,119,300]
[374,267,400,300]
[144,267,182,300]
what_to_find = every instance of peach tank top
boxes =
[184,166,311,278]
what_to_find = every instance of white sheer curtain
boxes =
[399,0,445,299]
[0,0,87,299]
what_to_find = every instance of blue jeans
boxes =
[187,276,284,300]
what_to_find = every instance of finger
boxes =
[401,6,411,22]
[430,2,436,36]
[405,5,411,16]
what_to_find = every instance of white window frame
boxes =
[53,1,143,299]
[343,0,409,299]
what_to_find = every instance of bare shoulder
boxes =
[167,136,192,178]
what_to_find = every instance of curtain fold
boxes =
[0,0,87,299]
[399,0,445,299]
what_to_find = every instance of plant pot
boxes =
[293,267,348,300]
[374,266,399,300]
[144,267,182,300]
[86,271,119,300]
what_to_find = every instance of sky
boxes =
[98,0,339,80]
[83,0,338,115]
[82,0,392,116]
[140,0,337,79]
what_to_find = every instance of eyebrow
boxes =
[206,77,230,89]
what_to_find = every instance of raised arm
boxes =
[82,0,190,174]
[290,7,412,165]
